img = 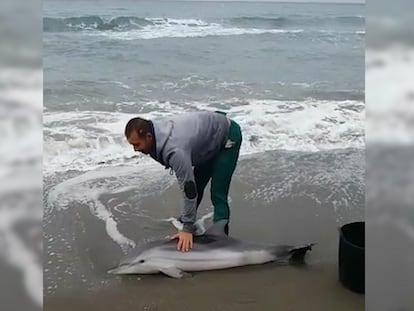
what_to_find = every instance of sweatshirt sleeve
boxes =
[167,150,197,233]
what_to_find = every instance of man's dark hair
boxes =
[124,117,152,138]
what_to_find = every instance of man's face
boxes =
[127,131,153,155]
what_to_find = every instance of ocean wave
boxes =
[43,15,363,39]
[43,16,217,33]
[44,15,304,39]
[43,16,153,32]
[44,15,365,33]
[43,99,364,176]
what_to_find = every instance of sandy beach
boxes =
[44,149,364,310]
[45,263,363,311]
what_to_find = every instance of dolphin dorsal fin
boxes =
[204,220,228,236]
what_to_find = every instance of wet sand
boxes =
[45,263,363,311]
[44,149,364,310]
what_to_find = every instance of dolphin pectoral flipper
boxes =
[159,267,192,279]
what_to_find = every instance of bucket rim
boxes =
[339,221,365,250]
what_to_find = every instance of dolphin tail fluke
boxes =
[288,243,315,263]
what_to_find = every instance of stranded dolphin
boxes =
[108,220,315,278]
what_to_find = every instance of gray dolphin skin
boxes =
[108,220,315,278]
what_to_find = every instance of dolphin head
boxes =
[108,258,158,275]
[108,244,162,275]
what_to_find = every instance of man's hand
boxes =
[171,231,193,252]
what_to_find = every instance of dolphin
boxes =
[108,220,315,278]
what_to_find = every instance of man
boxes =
[124,110,242,252]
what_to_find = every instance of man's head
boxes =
[125,117,154,155]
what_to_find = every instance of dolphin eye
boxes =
[139,259,145,263]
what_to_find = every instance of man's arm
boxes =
[167,150,197,233]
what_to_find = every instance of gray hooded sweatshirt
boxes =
[150,111,230,233]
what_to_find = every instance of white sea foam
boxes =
[44,98,364,176]
[0,68,42,307]
[46,164,176,252]
[366,46,414,145]
[88,18,304,40]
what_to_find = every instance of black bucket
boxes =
[338,221,365,294]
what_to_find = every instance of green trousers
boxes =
[194,119,242,230]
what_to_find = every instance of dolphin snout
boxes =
[107,266,124,274]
